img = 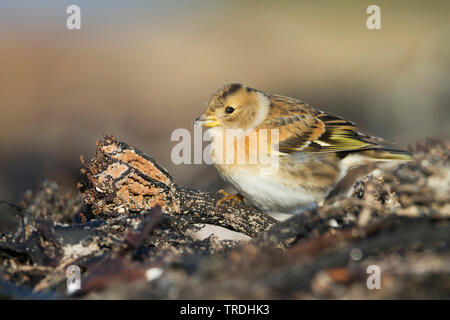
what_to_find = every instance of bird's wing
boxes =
[263,96,379,154]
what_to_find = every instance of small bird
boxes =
[194,83,411,214]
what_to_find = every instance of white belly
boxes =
[217,165,323,214]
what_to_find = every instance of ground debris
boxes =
[0,137,449,299]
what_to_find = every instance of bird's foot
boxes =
[216,190,244,207]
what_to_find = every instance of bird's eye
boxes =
[225,106,235,114]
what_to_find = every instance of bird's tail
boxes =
[359,147,413,162]
[339,147,412,171]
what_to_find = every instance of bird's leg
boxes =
[216,189,244,207]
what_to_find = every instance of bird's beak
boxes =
[193,114,221,127]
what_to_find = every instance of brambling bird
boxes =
[194,83,411,214]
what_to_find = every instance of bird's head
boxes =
[194,83,270,131]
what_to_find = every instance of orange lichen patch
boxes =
[127,174,160,196]
[101,144,120,154]
[111,150,171,184]
[109,172,170,212]
[101,162,129,180]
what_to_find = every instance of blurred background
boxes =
[0,0,449,202]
